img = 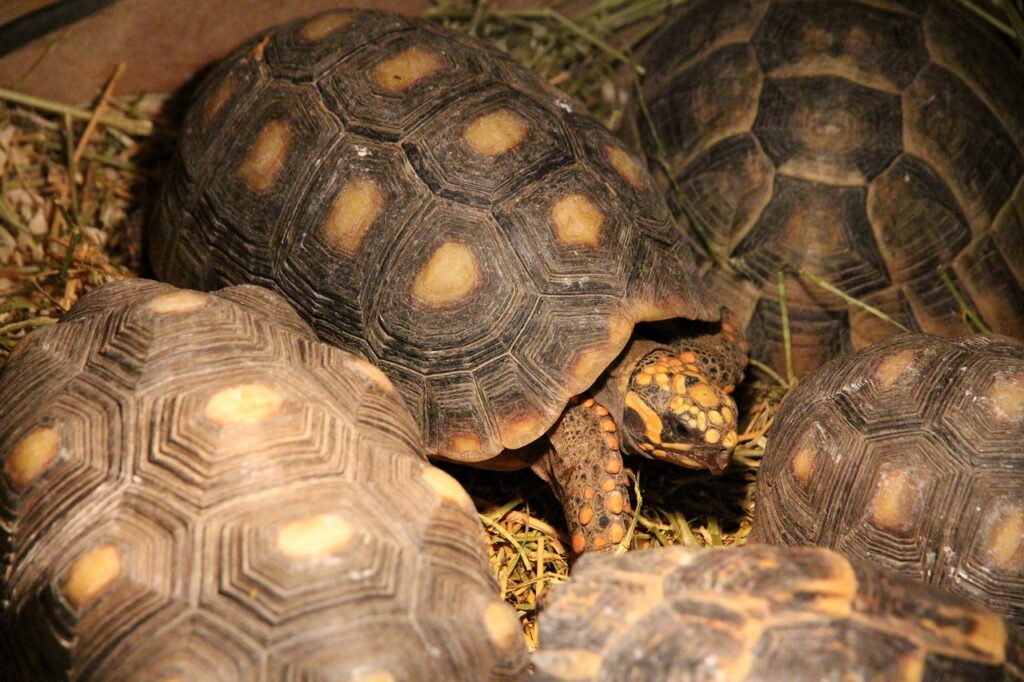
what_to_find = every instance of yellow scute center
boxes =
[373,46,445,93]
[551,193,603,248]
[277,514,353,560]
[463,109,528,157]
[320,177,384,257]
[147,290,208,314]
[5,426,60,487]
[237,120,293,193]
[988,373,1024,422]
[205,383,283,425]
[412,242,480,307]
[483,602,521,654]
[299,12,355,41]
[64,544,121,608]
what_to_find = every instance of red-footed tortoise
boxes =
[751,333,1024,627]
[532,544,1023,681]
[637,0,1024,378]
[0,279,527,681]
[150,9,748,554]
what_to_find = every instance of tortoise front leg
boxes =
[533,396,632,554]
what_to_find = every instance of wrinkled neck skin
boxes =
[593,336,739,473]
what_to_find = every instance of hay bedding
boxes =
[0,0,1017,650]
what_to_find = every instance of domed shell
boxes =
[639,0,1024,377]
[751,333,1024,627]
[533,545,1022,681]
[0,279,527,680]
[151,9,716,464]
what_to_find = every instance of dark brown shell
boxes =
[151,9,715,464]
[639,0,1024,377]
[0,279,527,680]
[533,545,1023,681]
[751,333,1024,627]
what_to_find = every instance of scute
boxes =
[534,545,1020,681]
[752,334,1024,627]
[154,9,713,463]
[0,280,528,680]
[640,0,1024,378]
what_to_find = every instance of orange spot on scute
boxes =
[605,145,645,189]
[5,426,60,487]
[202,76,237,125]
[579,506,594,525]
[463,109,528,157]
[412,242,480,307]
[609,522,625,543]
[790,444,816,484]
[299,11,356,41]
[604,458,622,474]
[869,467,923,534]
[237,120,293,193]
[550,193,603,248]
[988,373,1024,423]
[319,177,384,257]
[373,46,446,93]
[874,350,916,388]
[572,533,586,553]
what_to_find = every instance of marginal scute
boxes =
[64,544,121,608]
[411,242,480,307]
[372,46,445,93]
[988,373,1024,423]
[299,11,356,41]
[550,193,604,248]
[319,177,384,257]
[147,290,208,314]
[4,426,61,488]
[237,119,293,193]
[463,109,528,157]
[276,513,354,560]
[204,383,284,425]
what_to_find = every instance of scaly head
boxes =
[620,348,739,473]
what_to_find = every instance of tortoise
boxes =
[150,9,749,554]
[751,333,1024,627]
[532,544,1023,681]
[636,0,1024,378]
[0,279,527,681]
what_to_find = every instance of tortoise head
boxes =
[621,349,738,473]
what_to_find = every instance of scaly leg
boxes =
[533,396,632,554]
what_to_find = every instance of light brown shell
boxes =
[640,0,1024,377]
[0,279,527,680]
[533,545,1022,681]
[752,333,1024,627]
[151,9,716,464]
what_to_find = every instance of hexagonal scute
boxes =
[533,545,1020,681]
[0,280,527,679]
[752,333,1024,627]
[639,0,1024,378]
[404,84,573,207]
[318,25,498,141]
[493,165,636,298]
[753,75,902,185]
[752,0,928,90]
[263,9,410,82]
[276,133,433,349]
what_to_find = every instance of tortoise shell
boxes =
[751,333,1024,627]
[151,9,715,464]
[0,279,527,680]
[533,545,1023,681]
[638,0,1024,377]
